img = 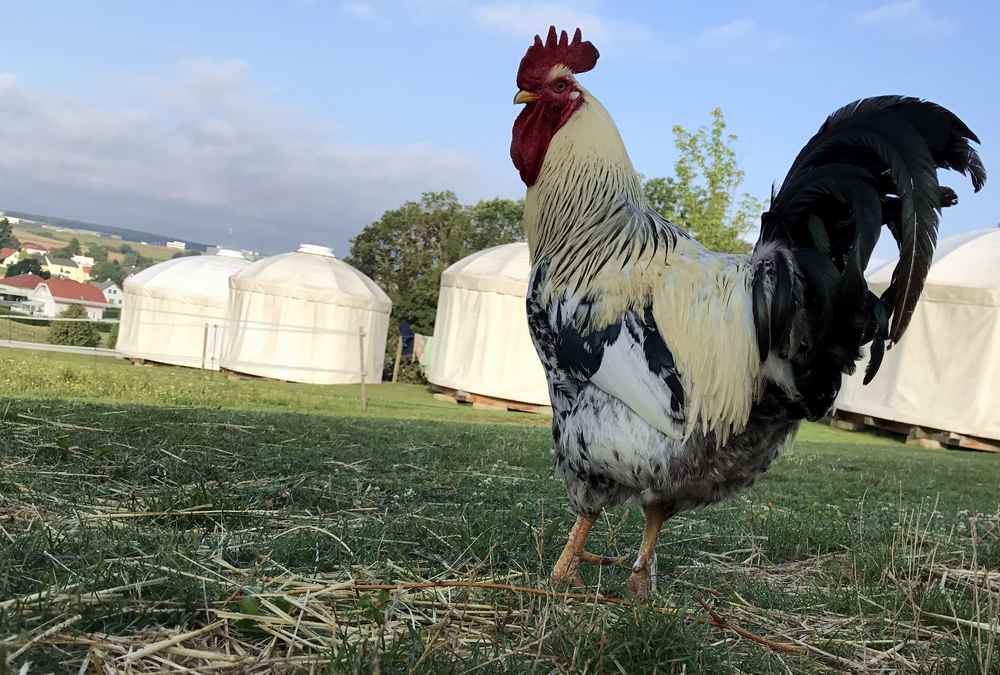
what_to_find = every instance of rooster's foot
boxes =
[627,566,652,600]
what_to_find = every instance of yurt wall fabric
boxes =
[220,246,391,384]
[427,242,550,406]
[117,254,249,370]
[836,229,1000,441]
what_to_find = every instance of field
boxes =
[0,317,117,349]
[12,223,180,262]
[1,348,998,673]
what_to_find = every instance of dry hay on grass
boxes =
[1,503,998,673]
[2,408,999,673]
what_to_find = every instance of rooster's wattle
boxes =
[510,27,986,597]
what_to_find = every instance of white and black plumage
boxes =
[509,27,987,597]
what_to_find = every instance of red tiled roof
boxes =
[0,273,45,289]
[21,241,51,251]
[41,278,108,305]
[0,247,15,259]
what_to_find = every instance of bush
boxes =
[48,305,101,348]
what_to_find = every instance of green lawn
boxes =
[0,316,50,343]
[0,317,116,349]
[0,349,998,673]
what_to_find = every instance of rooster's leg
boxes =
[551,513,628,586]
[627,505,669,600]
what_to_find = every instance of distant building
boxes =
[166,240,187,250]
[71,255,95,268]
[0,273,45,310]
[32,278,109,319]
[43,255,91,283]
[95,279,123,307]
[22,241,51,255]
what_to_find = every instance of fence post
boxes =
[391,336,402,383]
[201,323,209,370]
[358,327,368,412]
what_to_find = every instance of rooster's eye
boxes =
[553,81,568,93]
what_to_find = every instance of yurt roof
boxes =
[230,244,392,313]
[867,228,1000,306]
[441,242,530,297]
[123,254,250,308]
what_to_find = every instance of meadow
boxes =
[12,223,181,263]
[0,347,998,673]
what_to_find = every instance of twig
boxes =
[6,614,81,665]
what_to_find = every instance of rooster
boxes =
[511,27,986,597]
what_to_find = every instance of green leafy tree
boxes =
[48,304,101,347]
[90,259,127,286]
[347,192,523,335]
[54,237,82,257]
[348,192,523,380]
[5,257,49,278]
[643,108,762,253]
[0,218,20,249]
[85,243,109,262]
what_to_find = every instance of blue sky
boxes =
[1,1,996,260]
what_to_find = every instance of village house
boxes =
[21,241,51,256]
[0,273,45,310]
[32,278,109,320]
[43,255,91,283]
[0,247,18,266]
[95,279,123,307]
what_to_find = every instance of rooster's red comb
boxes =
[516,26,599,90]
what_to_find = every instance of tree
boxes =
[54,237,82,257]
[5,257,49,278]
[48,304,101,348]
[467,198,524,251]
[643,108,762,253]
[347,192,523,335]
[0,218,20,249]
[89,259,126,286]
[85,242,109,263]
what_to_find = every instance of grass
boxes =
[0,348,544,426]
[0,350,998,673]
[0,319,116,349]
[13,223,178,262]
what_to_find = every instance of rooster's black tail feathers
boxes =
[752,96,985,417]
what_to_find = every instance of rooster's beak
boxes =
[514,90,539,105]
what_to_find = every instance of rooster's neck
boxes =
[523,89,646,285]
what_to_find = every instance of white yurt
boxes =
[835,228,1000,441]
[426,242,550,406]
[220,244,391,384]
[116,250,249,369]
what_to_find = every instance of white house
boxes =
[95,279,123,307]
[22,242,51,256]
[31,278,109,320]
[166,240,187,250]
[71,255,95,268]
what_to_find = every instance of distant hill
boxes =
[0,209,209,252]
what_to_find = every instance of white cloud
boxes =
[475,2,649,46]
[702,18,757,43]
[855,0,956,36]
[0,62,482,253]
[697,17,789,53]
[341,1,376,19]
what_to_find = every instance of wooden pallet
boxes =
[431,385,552,416]
[831,410,1000,453]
